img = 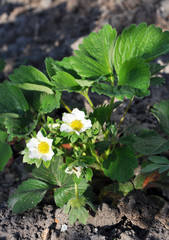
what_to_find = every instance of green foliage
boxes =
[142,156,169,174]
[118,57,151,92]
[52,71,81,92]
[150,77,165,86]
[70,24,117,79]
[8,179,50,213]
[32,156,73,185]
[132,129,169,155]
[151,100,169,135]
[0,141,12,171]
[149,62,166,75]
[4,23,169,225]
[102,146,138,183]
[114,23,169,74]
[64,196,89,225]
[9,65,53,90]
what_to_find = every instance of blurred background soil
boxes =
[1,0,169,79]
[0,1,169,239]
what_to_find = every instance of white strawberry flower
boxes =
[65,166,83,178]
[60,108,92,135]
[26,131,54,161]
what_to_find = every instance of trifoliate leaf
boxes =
[8,179,50,213]
[70,24,117,79]
[114,23,169,74]
[102,146,138,183]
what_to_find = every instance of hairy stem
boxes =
[60,99,72,113]
[75,182,78,199]
[117,97,134,131]
[81,89,94,110]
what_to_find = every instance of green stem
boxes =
[60,99,72,113]
[81,89,94,109]
[75,182,78,199]
[117,97,134,131]
[108,97,115,121]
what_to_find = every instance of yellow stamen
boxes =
[38,141,49,154]
[70,120,83,132]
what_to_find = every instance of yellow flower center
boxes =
[38,141,49,154]
[70,120,83,132]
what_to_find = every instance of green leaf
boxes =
[85,168,93,181]
[149,62,166,75]
[102,146,138,183]
[141,163,162,173]
[92,82,149,99]
[16,83,53,94]
[70,133,79,143]
[9,65,52,87]
[32,156,73,186]
[150,77,165,86]
[148,156,169,164]
[90,104,111,125]
[0,82,29,116]
[133,173,148,189]
[133,130,169,155]
[114,23,169,74]
[118,57,151,91]
[52,71,81,92]
[54,179,88,208]
[159,165,169,174]
[80,156,96,165]
[45,57,58,78]
[8,179,50,213]
[0,130,8,142]
[151,100,169,135]
[0,58,5,72]
[0,142,12,171]
[70,24,117,78]
[45,57,80,79]
[4,114,37,138]
[94,141,111,155]
[40,91,61,114]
